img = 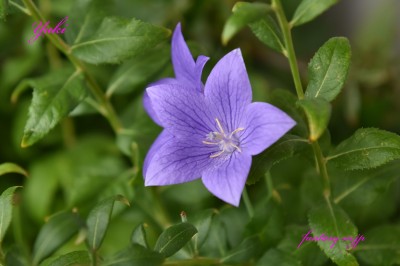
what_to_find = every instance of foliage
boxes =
[0,0,399,265]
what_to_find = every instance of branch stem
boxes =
[272,0,304,99]
[272,0,331,197]
[242,188,254,218]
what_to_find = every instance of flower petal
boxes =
[240,102,296,155]
[145,135,215,186]
[146,84,215,138]
[172,23,208,91]
[143,130,172,177]
[202,153,252,206]
[204,49,252,132]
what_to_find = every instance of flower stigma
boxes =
[203,118,244,158]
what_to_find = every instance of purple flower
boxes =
[143,47,295,206]
[143,23,209,125]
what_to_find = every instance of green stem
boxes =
[272,0,304,99]
[272,0,331,197]
[242,188,254,218]
[22,0,122,133]
[312,142,331,198]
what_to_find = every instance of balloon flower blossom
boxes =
[143,23,295,206]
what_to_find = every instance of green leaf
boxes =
[106,45,170,97]
[131,223,149,248]
[247,134,308,185]
[256,249,302,266]
[297,98,331,141]
[0,0,9,20]
[245,200,284,247]
[192,209,217,250]
[0,162,28,177]
[291,0,338,26]
[221,236,261,263]
[305,37,351,102]
[249,16,285,53]
[33,211,82,264]
[222,2,273,45]
[355,224,400,266]
[47,251,90,266]
[308,198,359,266]
[71,17,170,64]
[105,244,164,266]
[327,128,400,170]
[278,225,328,266]
[86,195,130,251]
[16,68,87,147]
[0,186,20,242]
[154,222,197,257]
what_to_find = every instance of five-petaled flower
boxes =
[143,23,296,206]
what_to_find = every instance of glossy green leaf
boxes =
[106,45,169,97]
[308,198,359,266]
[247,134,308,184]
[71,17,170,64]
[87,195,130,251]
[327,128,400,170]
[305,37,351,102]
[33,211,82,264]
[221,236,261,263]
[0,0,8,20]
[47,251,90,266]
[356,224,400,266]
[297,98,331,141]
[222,2,273,45]
[154,222,197,257]
[104,244,164,266]
[256,249,302,266]
[249,16,285,53]
[131,223,149,248]
[291,0,338,26]
[0,162,28,177]
[0,186,20,242]
[15,68,87,147]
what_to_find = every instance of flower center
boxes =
[203,118,244,158]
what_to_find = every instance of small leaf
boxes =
[105,244,164,266]
[308,198,359,266]
[0,0,9,20]
[222,2,273,45]
[0,186,20,242]
[18,68,88,147]
[47,251,90,266]
[256,249,302,266]
[247,134,308,184]
[154,222,197,257]
[0,163,28,177]
[327,128,400,170]
[297,98,331,141]
[305,37,351,102]
[221,236,261,263]
[291,0,338,27]
[33,211,83,264]
[106,45,170,97]
[131,223,149,248]
[86,195,130,251]
[71,17,170,64]
[249,17,285,53]
[355,224,400,266]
